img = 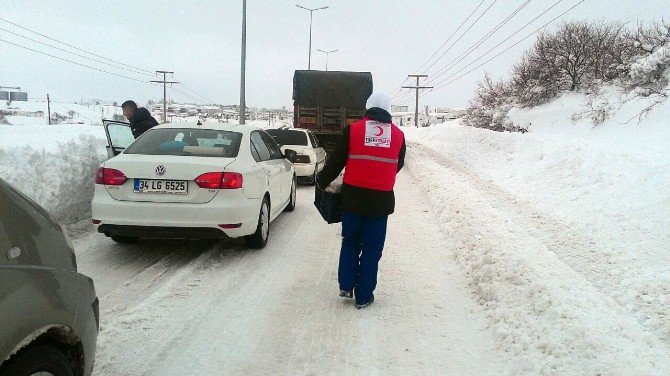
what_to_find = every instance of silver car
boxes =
[0,178,98,376]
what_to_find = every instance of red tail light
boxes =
[95,167,127,186]
[221,173,243,189]
[195,172,223,189]
[195,172,243,189]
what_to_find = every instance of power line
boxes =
[0,38,150,84]
[400,0,586,104]
[171,86,203,104]
[416,0,488,75]
[429,0,579,93]
[392,0,498,102]
[0,16,155,75]
[419,0,499,76]
[395,0,529,104]
[179,82,216,104]
[390,0,487,99]
[424,0,532,86]
[0,26,155,77]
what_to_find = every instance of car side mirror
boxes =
[284,149,297,163]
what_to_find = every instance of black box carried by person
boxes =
[314,186,342,224]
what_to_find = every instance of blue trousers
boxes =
[339,210,388,305]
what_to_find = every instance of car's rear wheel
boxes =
[285,176,296,212]
[0,344,74,376]
[244,197,269,249]
[110,235,138,244]
[308,163,318,186]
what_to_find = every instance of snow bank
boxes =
[404,92,670,374]
[1,101,123,126]
[3,124,107,152]
[0,125,108,223]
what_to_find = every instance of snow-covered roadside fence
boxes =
[0,134,107,224]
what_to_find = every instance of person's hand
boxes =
[324,184,340,194]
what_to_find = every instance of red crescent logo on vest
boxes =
[374,126,384,137]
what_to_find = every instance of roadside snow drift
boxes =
[405,91,670,374]
[0,125,107,223]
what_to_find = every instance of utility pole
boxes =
[47,93,51,125]
[402,75,433,128]
[240,0,247,124]
[150,71,179,123]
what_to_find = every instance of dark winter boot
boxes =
[339,290,353,299]
[355,295,374,309]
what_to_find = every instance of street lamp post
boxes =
[316,49,338,71]
[240,0,247,124]
[295,4,329,70]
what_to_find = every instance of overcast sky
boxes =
[1,0,668,109]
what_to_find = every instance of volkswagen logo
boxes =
[155,165,166,176]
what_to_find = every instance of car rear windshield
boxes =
[265,129,308,146]
[124,128,242,158]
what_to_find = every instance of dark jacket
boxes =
[129,107,159,138]
[317,107,406,217]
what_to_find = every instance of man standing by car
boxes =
[317,92,406,309]
[121,100,159,138]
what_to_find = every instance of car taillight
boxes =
[221,173,243,189]
[95,167,127,185]
[195,172,223,189]
[195,172,243,189]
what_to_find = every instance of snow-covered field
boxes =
[1,91,668,374]
[1,100,123,127]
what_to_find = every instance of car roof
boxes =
[265,128,309,133]
[154,122,262,134]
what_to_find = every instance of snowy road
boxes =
[74,170,507,375]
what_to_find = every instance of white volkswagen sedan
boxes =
[265,128,326,185]
[92,121,297,248]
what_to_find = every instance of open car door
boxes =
[103,120,135,158]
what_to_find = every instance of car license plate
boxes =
[134,179,188,194]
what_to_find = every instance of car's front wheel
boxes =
[0,344,74,376]
[244,197,270,249]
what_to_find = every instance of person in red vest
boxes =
[317,91,406,309]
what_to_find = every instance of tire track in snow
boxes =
[90,188,325,375]
[87,182,507,375]
[235,172,507,375]
[407,142,670,375]
[412,142,670,345]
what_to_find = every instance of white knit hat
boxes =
[366,91,391,112]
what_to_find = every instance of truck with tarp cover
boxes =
[292,70,373,153]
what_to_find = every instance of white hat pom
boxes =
[366,91,391,112]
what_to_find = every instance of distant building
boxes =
[391,112,432,127]
[390,105,409,113]
[8,92,28,102]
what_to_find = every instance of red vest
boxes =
[344,117,404,191]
